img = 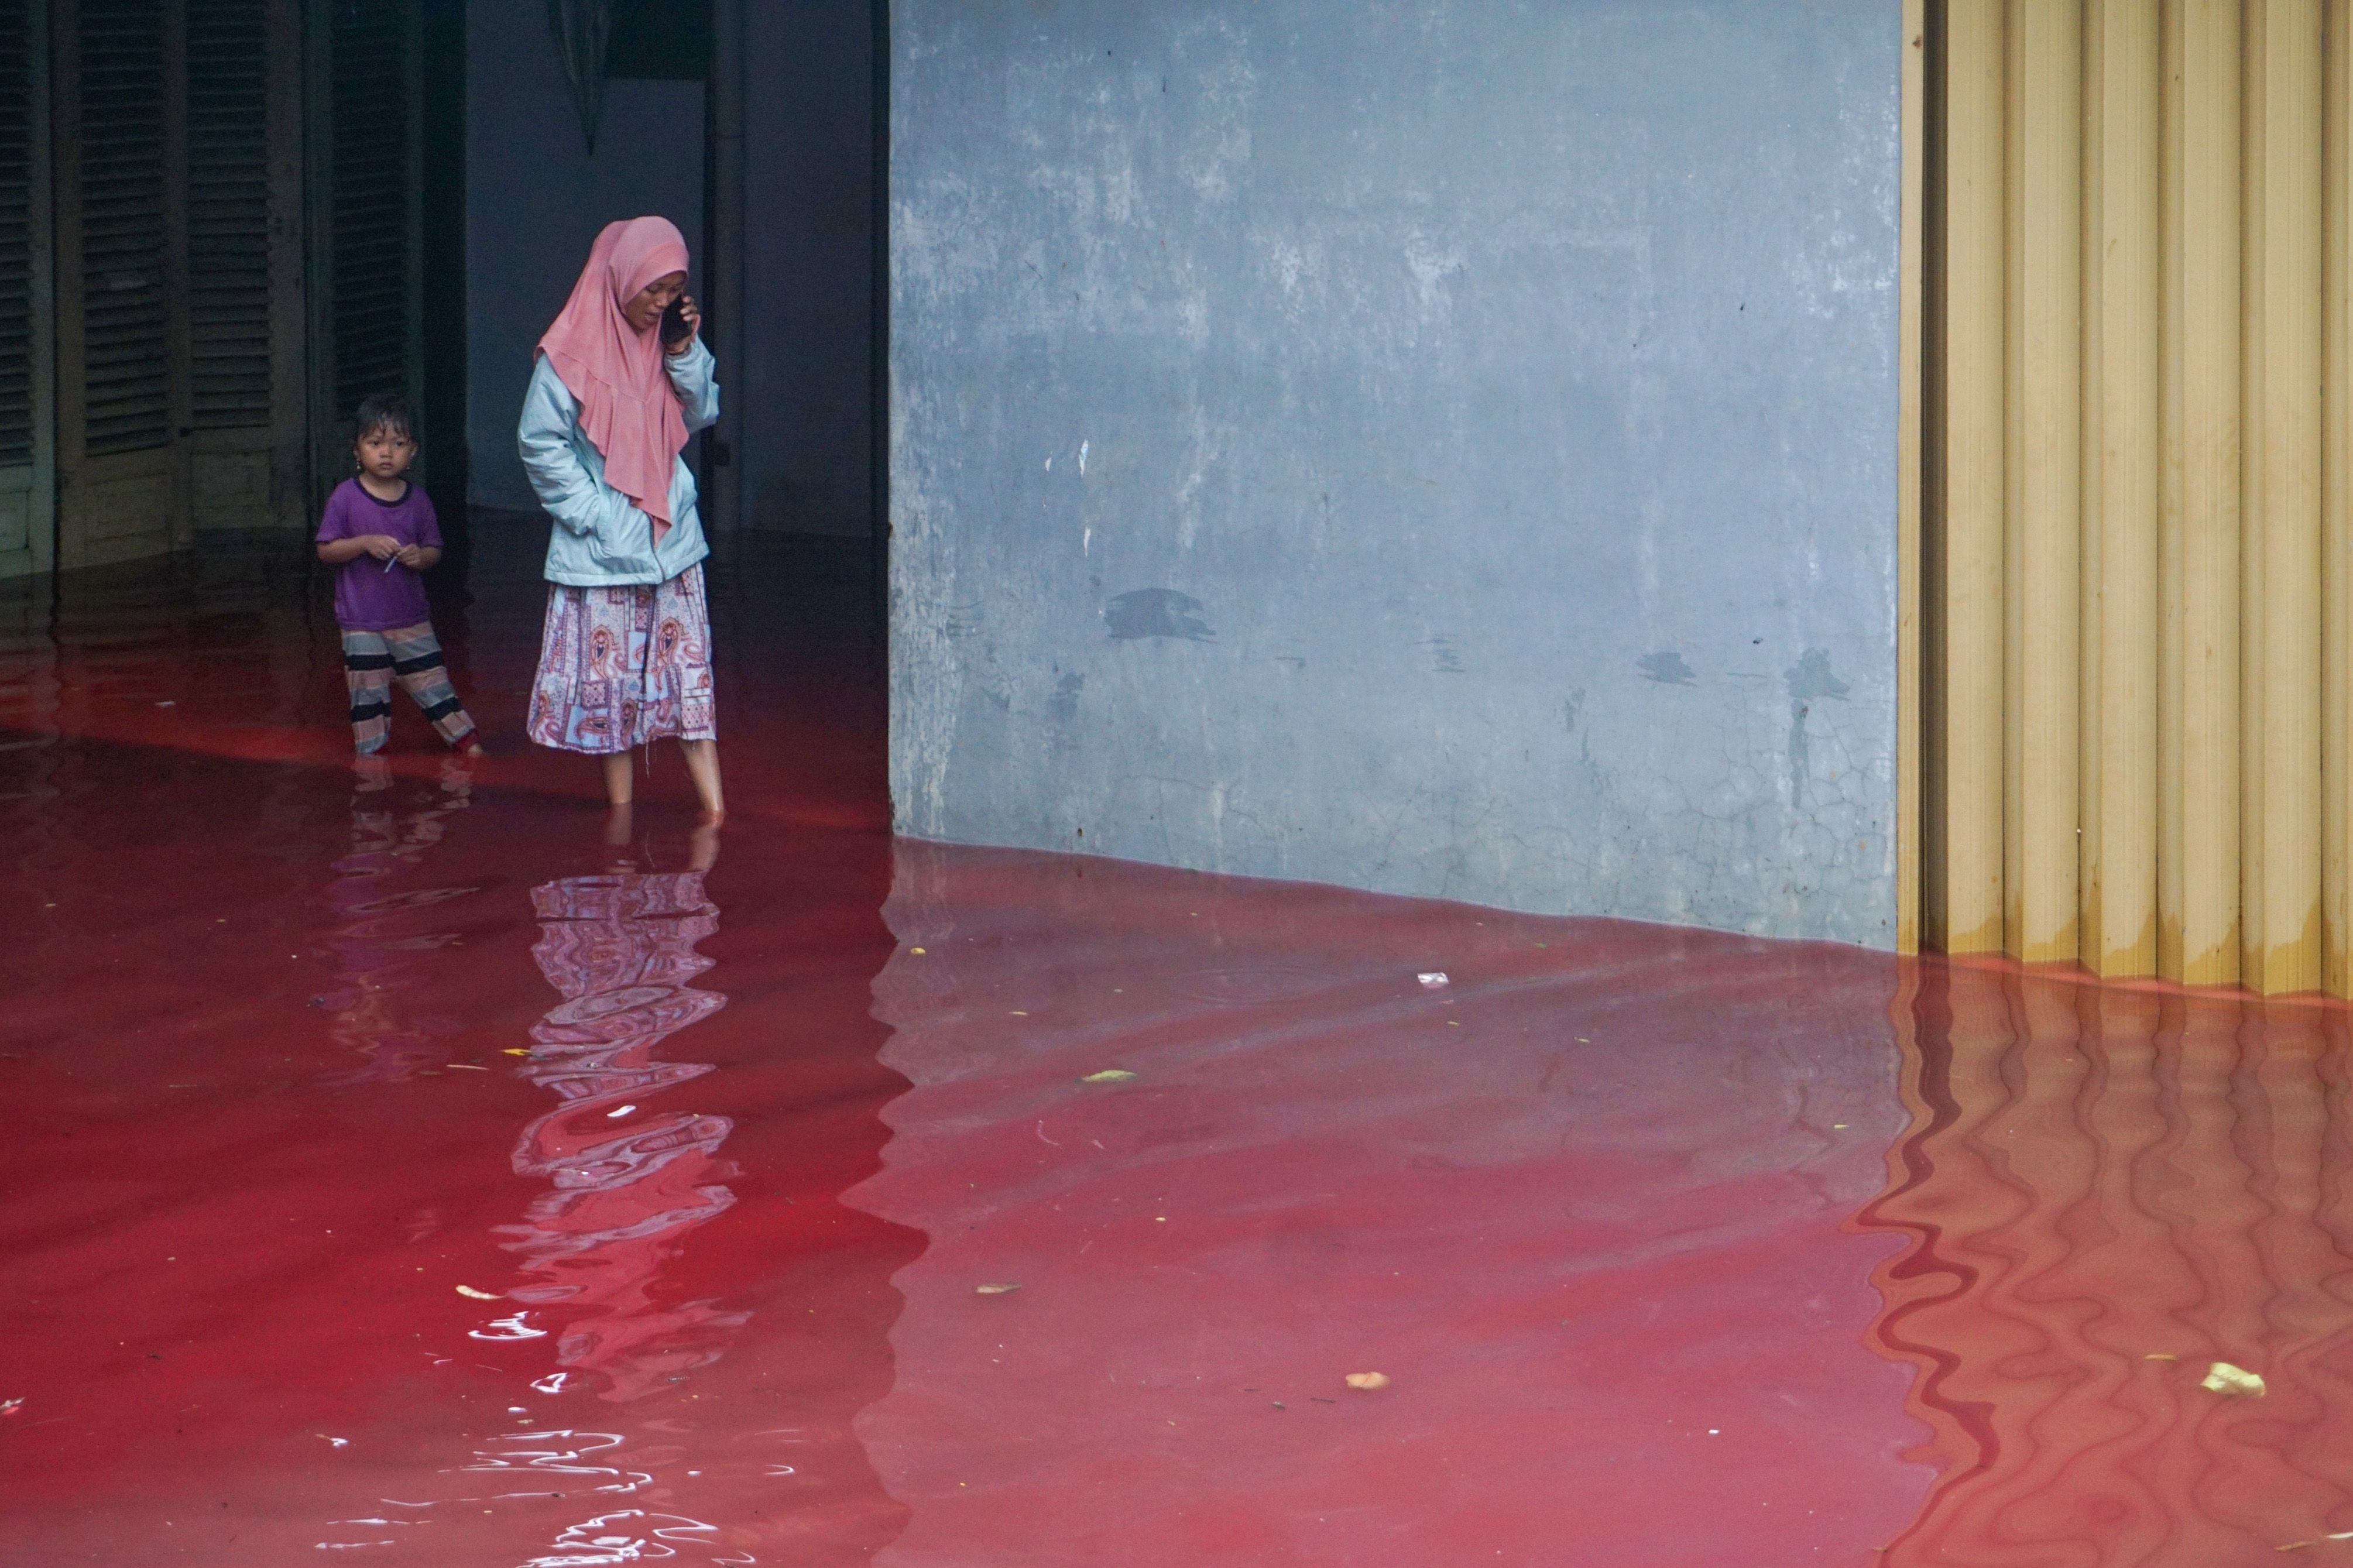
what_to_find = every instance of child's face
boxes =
[356,426,416,482]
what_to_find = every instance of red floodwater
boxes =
[2,533,2345,1565]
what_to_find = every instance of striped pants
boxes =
[343,622,476,754]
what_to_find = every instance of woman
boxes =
[520,215,725,819]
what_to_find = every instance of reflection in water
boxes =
[3,532,913,1566]
[852,839,1926,1566]
[502,818,746,1404]
[321,757,476,1083]
[1858,962,2353,1562]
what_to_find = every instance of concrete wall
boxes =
[465,6,703,513]
[889,0,1904,945]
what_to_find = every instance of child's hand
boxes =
[362,534,401,561]
[395,543,426,569]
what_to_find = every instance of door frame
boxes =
[1898,0,1926,957]
[1,0,60,578]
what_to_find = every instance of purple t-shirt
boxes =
[315,478,443,631]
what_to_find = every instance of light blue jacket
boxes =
[517,338,720,587]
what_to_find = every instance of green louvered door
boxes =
[52,0,180,569]
[47,0,305,571]
[184,0,306,532]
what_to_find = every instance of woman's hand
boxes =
[666,294,701,355]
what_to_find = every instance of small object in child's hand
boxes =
[382,553,399,572]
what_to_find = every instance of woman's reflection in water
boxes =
[1859,963,2353,1563]
[502,808,747,1402]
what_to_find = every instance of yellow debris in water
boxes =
[1344,1372,1391,1391]
[1080,1069,1138,1084]
[455,1285,500,1301]
[2201,1361,2265,1398]
[503,1048,530,1056]
[975,1283,1021,1295]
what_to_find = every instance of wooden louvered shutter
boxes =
[310,0,424,496]
[184,0,304,530]
[0,0,55,576]
[51,0,182,568]
[76,0,169,461]
[186,0,267,427]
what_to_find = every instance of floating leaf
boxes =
[975,1283,1021,1295]
[1344,1372,1391,1391]
[1080,1069,1138,1084]
[455,1285,500,1301]
[2202,1361,2266,1398]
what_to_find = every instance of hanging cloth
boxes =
[547,0,614,153]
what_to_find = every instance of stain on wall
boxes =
[1105,589,1216,643]
[889,0,1903,945]
[1637,652,1699,688]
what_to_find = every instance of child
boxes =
[314,394,483,757]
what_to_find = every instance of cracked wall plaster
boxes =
[887,0,1903,948]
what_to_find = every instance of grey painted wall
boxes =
[465,5,703,513]
[889,0,1904,945]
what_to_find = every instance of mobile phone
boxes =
[661,295,694,349]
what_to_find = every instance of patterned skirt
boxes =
[527,565,717,754]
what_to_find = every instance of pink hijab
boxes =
[537,217,692,540]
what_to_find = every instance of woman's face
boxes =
[620,271,689,335]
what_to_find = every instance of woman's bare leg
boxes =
[601,751,634,807]
[687,816,722,873]
[680,739,724,820]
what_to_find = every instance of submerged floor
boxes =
[3,532,2351,1565]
